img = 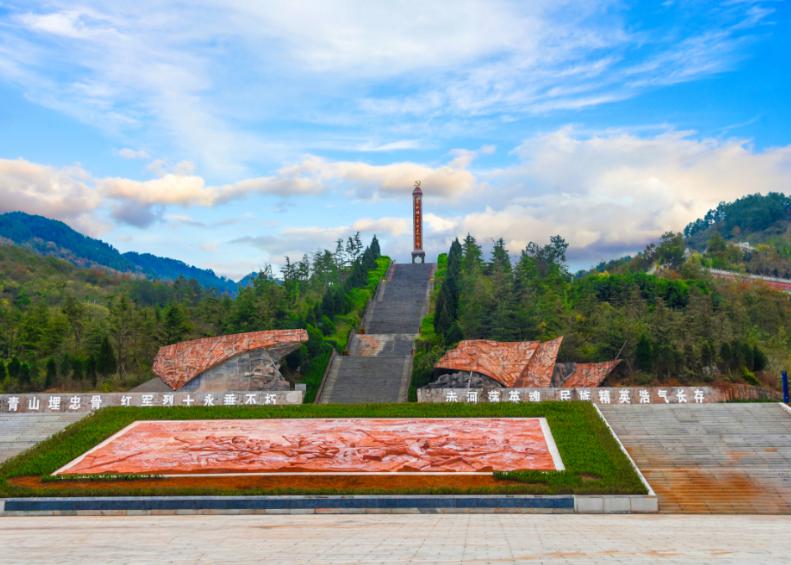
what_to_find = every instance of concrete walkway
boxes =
[0,412,85,463]
[319,263,433,404]
[0,514,788,563]
[599,403,791,513]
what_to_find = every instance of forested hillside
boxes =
[595,193,791,279]
[0,233,387,400]
[413,230,790,394]
[0,212,238,293]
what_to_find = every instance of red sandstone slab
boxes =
[515,337,563,388]
[435,340,541,387]
[55,418,563,476]
[562,360,621,388]
[152,329,308,390]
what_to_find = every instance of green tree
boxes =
[655,232,686,270]
[45,358,57,389]
[7,356,21,382]
[461,234,483,274]
[96,335,117,377]
[62,294,85,347]
[161,303,191,344]
[108,294,136,377]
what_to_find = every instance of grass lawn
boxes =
[0,402,647,497]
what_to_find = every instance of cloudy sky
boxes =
[1,1,790,278]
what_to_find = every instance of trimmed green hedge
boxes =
[0,402,646,497]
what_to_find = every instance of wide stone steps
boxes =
[366,263,433,335]
[348,334,415,358]
[599,403,791,513]
[318,263,433,404]
[319,357,410,404]
[0,412,86,464]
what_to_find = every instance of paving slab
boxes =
[599,403,791,513]
[0,513,788,564]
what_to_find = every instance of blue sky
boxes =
[1,1,790,278]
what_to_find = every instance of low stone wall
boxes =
[418,386,721,405]
[0,390,303,413]
[0,493,657,515]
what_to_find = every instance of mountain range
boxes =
[0,211,240,294]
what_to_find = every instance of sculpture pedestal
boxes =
[411,250,425,264]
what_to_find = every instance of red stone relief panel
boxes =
[561,360,621,388]
[434,340,540,387]
[514,337,563,388]
[56,418,560,475]
[152,329,308,390]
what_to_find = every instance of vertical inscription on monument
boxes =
[412,180,425,264]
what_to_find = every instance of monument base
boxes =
[411,250,425,264]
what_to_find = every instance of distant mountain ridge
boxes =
[0,211,239,293]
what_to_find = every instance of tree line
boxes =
[419,233,789,390]
[0,234,382,394]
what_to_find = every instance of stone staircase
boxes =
[0,412,86,464]
[318,263,434,404]
[599,403,791,513]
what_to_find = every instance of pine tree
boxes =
[635,335,654,372]
[461,234,482,274]
[7,356,21,381]
[161,303,190,344]
[85,356,98,387]
[62,294,85,347]
[45,358,57,389]
[18,362,31,387]
[96,335,117,376]
[489,238,512,274]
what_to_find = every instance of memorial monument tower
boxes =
[411,180,425,264]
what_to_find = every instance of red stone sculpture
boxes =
[55,418,562,475]
[152,329,308,390]
[434,340,541,387]
[434,337,619,388]
[560,360,622,388]
[514,336,563,388]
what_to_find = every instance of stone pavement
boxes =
[599,403,791,513]
[319,263,433,404]
[0,514,788,564]
[0,412,85,463]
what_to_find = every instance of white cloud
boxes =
[351,217,409,237]
[297,155,477,200]
[353,140,423,152]
[117,147,148,160]
[424,128,791,264]
[0,1,773,175]
[230,216,408,264]
[0,158,103,234]
[4,126,791,272]
[99,152,478,220]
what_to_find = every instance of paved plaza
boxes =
[1,513,788,564]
